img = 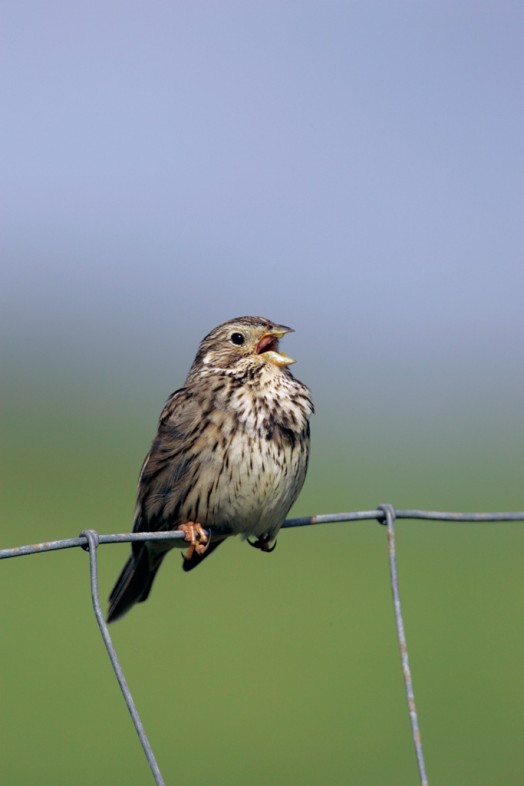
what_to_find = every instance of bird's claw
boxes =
[247,537,277,553]
[179,521,209,560]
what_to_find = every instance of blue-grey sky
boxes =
[3,2,523,429]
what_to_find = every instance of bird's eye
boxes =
[230,332,245,346]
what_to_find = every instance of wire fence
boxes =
[2,505,524,786]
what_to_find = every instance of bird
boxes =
[106,316,314,622]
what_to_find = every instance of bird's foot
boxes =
[247,537,277,553]
[179,521,209,560]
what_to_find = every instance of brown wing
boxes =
[132,386,208,535]
[109,387,214,620]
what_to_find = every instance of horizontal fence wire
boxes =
[2,507,524,786]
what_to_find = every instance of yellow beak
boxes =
[255,327,296,367]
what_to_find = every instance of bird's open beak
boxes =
[255,326,295,367]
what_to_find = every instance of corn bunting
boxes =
[107,316,313,622]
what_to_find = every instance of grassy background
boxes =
[2,368,523,786]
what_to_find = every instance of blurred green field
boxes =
[1,377,523,786]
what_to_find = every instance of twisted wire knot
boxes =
[79,529,100,552]
[377,503,397,526]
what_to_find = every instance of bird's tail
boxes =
[181,538,225,572]
[107,546,165,623]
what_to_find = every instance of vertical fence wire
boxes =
[378,505,429,786]
[80,529,165,786]
[2,507,524,785]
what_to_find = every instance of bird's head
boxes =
[189,316,296,377]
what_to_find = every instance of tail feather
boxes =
[182,538,225,572]
[107,547,165,623]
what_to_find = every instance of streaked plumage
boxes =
[107,316,313,622]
